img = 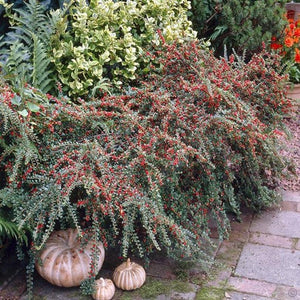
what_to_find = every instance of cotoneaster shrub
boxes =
[147,41,293,211]
[0,40,293,295]
[50,0,196,97]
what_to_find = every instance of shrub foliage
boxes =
[0,0,62,93]
[50,0,196,96]
[0,41,293,271]
[189,0,288,57]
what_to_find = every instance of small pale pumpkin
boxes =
[113,258,146,290]
[93,278,115,300]
[36,228,105,287]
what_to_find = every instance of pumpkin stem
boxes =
[126,258,131,268]
[99,277,106,287]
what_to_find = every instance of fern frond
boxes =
[0,41,30,87]
[11,0,50,44]
[0,0,58,92]
[0,210,28,246]
[3,29,33,47]
[32,34,54,93]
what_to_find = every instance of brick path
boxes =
[205,190,300,300]
[0,190,299,299]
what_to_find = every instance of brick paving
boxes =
[205,190,300,300]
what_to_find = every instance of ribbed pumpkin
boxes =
[113,258,146,290]
[35,228,105,287]
[93,278,115,300]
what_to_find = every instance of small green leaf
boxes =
[18,109,29,117]
[11,95,22,106]
[26,102,40,112]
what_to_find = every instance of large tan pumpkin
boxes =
[36,228,105,287]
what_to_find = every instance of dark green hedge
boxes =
[189,0,289,57]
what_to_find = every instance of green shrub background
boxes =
[189,0,288,57]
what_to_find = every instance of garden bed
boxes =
[280,110,300,191]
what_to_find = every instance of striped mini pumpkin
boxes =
[93,278,115,300]
[36,228,105,287]
[113,258,146,290]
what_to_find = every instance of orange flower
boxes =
[295,28,300,37]
[285,28,293,37]
[285,36,294,47]
[295,48,300,63]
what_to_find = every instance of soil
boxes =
[280,108,300,191]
